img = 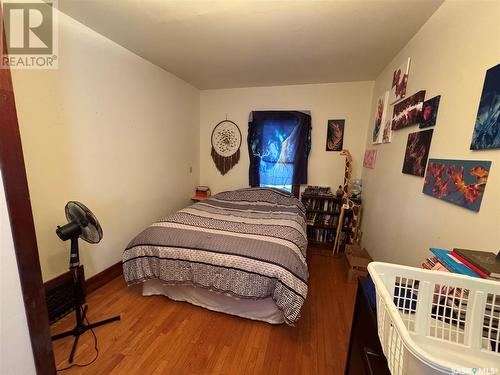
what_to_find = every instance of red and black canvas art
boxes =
[392,90,426,130]
[419,95,441,128]
[402,129,434,177]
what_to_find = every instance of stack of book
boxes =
[303,185,332,196]
[194,186,211,199]
[451,248,500,281]
[421,256,450,272]
[423,248,500,281]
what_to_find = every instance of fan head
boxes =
[64,201,103,244]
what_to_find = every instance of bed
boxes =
[122,187,309,325]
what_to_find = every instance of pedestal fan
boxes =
[51,201,120,364]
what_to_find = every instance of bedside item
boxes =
[211,119,241,175]
[192,186,211,202]
[191,196,207,202]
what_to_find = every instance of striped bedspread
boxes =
[122,187,309,324]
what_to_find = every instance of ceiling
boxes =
[59,0,444,89]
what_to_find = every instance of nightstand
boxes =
[191,196,208,203]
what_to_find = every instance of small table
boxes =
[191,196,208,203]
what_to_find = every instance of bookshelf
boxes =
[301,188,361,251]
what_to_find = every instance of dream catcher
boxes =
[211,119,242,175]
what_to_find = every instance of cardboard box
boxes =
[345,244,372,283]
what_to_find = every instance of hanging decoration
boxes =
[211,119,242,175]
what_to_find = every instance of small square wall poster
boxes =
[389,58,411,104]
[382,119,392,143]
[326,119,344,151]
[363,149,377,169]
[402,129,433,177]
[392,90,426,130]
[372,91,389,144]
[470,63,500,150]
[423,159,492,212]
[419,95,441,128]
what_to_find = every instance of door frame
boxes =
[0,4,56,374]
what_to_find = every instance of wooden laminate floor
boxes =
[51,247,357,374]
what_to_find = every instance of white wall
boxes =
[0,173,36,375]
[200,82,374,194]
[11,11,200,281]
[361,1,500,266]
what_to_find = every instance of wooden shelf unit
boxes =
[301,193,361,251]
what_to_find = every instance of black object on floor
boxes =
[345,277,390,375]
[51,201,120,364]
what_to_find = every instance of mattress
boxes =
[142,279,285,324]
[123,187,309,325]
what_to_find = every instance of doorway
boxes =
[0,6,56,373]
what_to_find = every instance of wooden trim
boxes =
[0,5,56,374]
[86,261,123,295]
[44,261,124,298]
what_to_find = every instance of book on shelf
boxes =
[306,227,335,244]
[303,185,332,196]
[452,248,500,280]
[301,197,341,215]
[429,248,481,278]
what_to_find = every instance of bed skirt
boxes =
[142,279,285,324]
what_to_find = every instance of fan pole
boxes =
[70,237,80,268]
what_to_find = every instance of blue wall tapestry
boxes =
[248,111,311,188]
[470,63,500,150]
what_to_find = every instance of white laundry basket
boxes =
[368,262,500,375]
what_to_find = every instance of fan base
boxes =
[51,305,120,363]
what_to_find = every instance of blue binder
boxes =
[429,248,481,278]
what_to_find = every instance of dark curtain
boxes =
[248,111,312,187]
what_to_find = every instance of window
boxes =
[248,111,311,195]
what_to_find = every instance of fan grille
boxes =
[65,201,103,243]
